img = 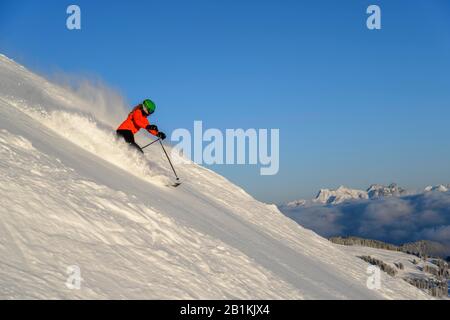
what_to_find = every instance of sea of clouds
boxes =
[282,191,450,256]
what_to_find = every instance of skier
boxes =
[116,99,166,153]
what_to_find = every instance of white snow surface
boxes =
[0,54,431,299]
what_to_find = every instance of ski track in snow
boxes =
[0,54,432,299]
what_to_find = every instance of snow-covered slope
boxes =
[338,245,449,298]
[0,54,430,299]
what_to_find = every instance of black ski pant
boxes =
[116,130,143,153]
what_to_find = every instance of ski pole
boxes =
[159,139,180,181]
[141,138,160,150]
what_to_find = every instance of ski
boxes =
[166,182,181,188]
[171,178,181,187]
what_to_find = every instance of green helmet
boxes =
[142,99,156,114]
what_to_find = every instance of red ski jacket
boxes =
[117,106,158,136]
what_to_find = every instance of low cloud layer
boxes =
[282,191,450,256]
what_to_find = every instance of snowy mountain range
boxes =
[314,186,369,205]
[285,183,449,207]
[0,54,434,299]
[424,184,450,193]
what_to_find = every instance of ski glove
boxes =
[157,132,166,140]
[146,124,158,132]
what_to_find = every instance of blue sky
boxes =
[1,0,450,204]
